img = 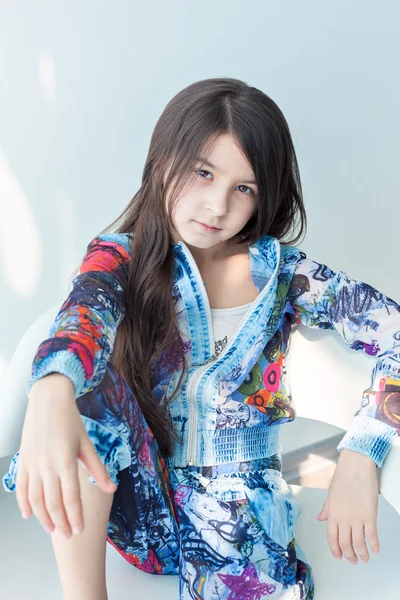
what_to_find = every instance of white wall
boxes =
[1,1,399,448]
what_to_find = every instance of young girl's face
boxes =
[164,133,258,261]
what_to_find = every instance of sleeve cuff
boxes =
[25,351,86,399]
[337,415,398,468]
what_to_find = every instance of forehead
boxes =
[198,133,256,174]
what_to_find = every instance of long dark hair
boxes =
[92,77,307,456]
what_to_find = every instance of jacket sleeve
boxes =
[288,251,400,468]
[26,233,132,399]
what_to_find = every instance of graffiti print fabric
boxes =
[3,362,314,598]
[289,254,400,462]
[3,233,400,597]
[16,233,400,469]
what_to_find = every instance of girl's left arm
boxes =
[288,251,400,469]
[288,251,400,564]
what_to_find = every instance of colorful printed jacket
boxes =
[27,233,400,468]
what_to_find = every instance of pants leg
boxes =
[166,464,315,599]
[75,362,180,575]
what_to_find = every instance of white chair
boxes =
[1,304,399,600]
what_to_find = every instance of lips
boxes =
[197,221,221,230]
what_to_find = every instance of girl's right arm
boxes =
[15,233,133,539]
[27,233,132,399]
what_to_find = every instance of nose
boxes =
[204,187,229,217]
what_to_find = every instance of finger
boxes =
[338,524,358,565]
[317,498,328,519]
[326,518,342,559]
[45,473,72,540]
[42,471,72,539]
[79,437,117,494]
[59,460,84,535]
[365,520,380,555]
[36,469,56,533]
[352,522,370,563]
[28,475,57,534]
[15,468,32,520]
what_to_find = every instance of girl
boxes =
[3,77,400,600]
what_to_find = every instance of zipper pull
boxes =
[205,353,218,364]
[192,353,218,368]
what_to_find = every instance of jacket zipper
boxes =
[186,355,217,465]
[181,243,217,465]
[180,240,280,465]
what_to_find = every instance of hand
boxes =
[316,448,380,565]
[15,373,117,539]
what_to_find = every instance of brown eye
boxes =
[196,169,211,178]
[196,169,255,195]
[237,184,254,195]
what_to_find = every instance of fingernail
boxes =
[62,531,71,540]
[43,524,53,534]
[21,511,29,519]
[72,526,82,535]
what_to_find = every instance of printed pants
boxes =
[3,362,314,599]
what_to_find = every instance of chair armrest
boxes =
[0,302,63,459]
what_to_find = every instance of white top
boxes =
[210,301,254,356]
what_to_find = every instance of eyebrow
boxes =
[195,156,258,185]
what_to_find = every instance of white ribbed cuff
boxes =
[26,351,86,399]
[337,415,398,468]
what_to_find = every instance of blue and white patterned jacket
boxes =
[24,233,400,468]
